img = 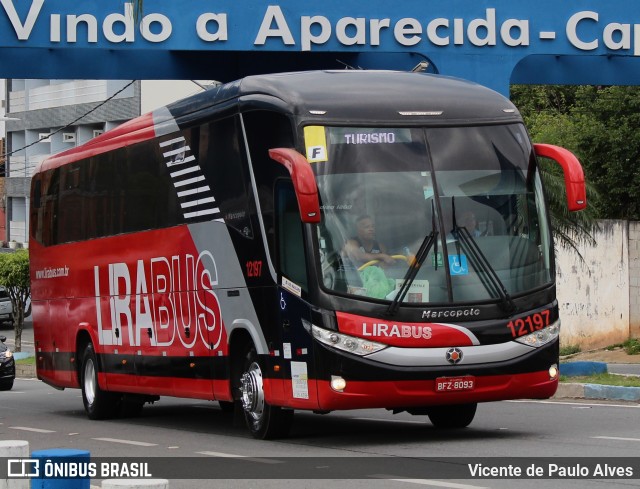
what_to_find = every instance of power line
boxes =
[0,79,137,161]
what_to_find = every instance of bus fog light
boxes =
[331,376,347,392]
[549,364,558,379]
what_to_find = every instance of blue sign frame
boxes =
[2,1,640,93]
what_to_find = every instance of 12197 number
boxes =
[507,310,551,338]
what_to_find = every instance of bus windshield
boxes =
[308,124,552,305]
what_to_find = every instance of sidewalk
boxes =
[556,349,640,402]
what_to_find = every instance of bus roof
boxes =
[37,71,520,173]
[168,70,520,124]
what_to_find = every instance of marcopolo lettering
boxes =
[422,309,481,319]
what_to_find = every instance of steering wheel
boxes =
[357,254,410,271]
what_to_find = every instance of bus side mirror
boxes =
[268,148,321,223]
[534,143,587,212]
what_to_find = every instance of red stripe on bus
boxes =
[336,311,476,348]
[35,113,157,173]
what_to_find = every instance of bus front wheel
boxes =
[427,403,477,429]
[239,345,293,439]
[80,343,120,420]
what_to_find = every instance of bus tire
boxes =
[80,343,120,420]
[239,345,293,439]
[427,403,477,429]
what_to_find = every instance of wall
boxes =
[628,222,640,338]
[556,220,633,350]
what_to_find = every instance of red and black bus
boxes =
[29,71,586,439]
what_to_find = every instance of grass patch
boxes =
[559,345,581,356]
[560,372,640,387]
[15,356,35,365]
[606,338,640,355]
[622,338,640,355]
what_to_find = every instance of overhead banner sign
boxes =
[0,1,637,53]
[1,0,640,91]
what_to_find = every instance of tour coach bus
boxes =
[29,71,586,439]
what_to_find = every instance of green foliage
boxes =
[0,250,30,289]
[15,356,35,366]
[559,345,581,356]
[622,338,640,355]
[512,84,640,221]
[0,250,31,352]
[606,339,640,354]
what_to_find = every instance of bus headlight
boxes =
[311,325,387,356]
[515,320,560,348]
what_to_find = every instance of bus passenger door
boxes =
[275,182,317,409]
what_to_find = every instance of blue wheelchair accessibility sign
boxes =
[448,254,469,275]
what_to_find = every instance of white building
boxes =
[3,79,141,243]
[2,79,215,244]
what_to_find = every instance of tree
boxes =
[0,250,30,352]
[511,85,602,257]
[512,84,640,220]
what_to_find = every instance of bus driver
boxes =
[343,215,395,268]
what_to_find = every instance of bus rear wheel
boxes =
[427,403,477,429]
[80,343,120,420]
[239,345,293,439]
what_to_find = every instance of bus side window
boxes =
[202,117,254,238]
[276,181,308,292]
[242,110,295,266]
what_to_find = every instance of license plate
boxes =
[435,376,475,392]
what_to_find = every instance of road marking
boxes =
[93,437,157,447]
[10,426,56,433]
[371,475,487,488]
[592,436,640,442]
[507,400,640,409]
[196,451,282,464]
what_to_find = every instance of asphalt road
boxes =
[2,378,640,489]
[3,318,640,487]
[0,316,34,353]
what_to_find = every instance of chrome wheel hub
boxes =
[240,361,265,421]
[84,359,96,405]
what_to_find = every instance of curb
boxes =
[559,361,608,377]
[555,382,640,402]
[15,363,37,378]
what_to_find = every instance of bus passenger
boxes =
[460,211,482,237]
[343,215,395,268]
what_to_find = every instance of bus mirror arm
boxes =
[533,143,587,212]
[269,148,322,223]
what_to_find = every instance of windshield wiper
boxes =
[387,205,439,316]
[451,223,515,314]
